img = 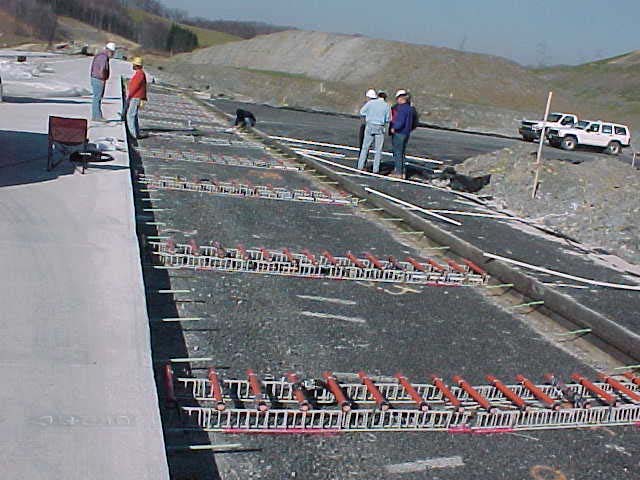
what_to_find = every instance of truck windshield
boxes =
[546,114,563,122]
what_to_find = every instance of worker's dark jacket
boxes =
[90,51,110,81]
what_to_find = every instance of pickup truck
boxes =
[519,112,578,141]
[547,120,631,155]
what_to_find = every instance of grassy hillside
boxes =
[535,51,640,134]
[127,8,240,48]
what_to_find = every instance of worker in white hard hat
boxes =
[358,89,379,154]
[357,88,391,174]
[89,42,116,121]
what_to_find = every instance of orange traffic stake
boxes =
[453,376,494,412]
[208,368,226,411]
[395,374,429,412]
[486,375,528,410]
[247,369,269,412]
[431,375,463,411]
[322,372,351,412]
[516,375,559,410]
[287,373,311,412]
[598,373,640,403]
[571,374,617,406]
[358,371,390,411]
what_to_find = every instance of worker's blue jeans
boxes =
[357,123,385,174]
[126,98,141,138]
[392,133,409,177]
[91,77,106,120]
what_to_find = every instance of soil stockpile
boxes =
[159,30,573,136]
[458,144,640,265]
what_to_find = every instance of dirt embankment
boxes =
[158,30,573,136]
[458,144,640,265]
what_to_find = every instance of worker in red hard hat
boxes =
[126,56,147,140]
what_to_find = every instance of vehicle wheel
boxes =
[605,141,621,155]
[561,136,577,151]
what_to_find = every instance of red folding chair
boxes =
[47,116,90,174]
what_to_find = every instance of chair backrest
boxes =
[48,116,88,145]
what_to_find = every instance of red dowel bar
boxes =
[516,375,558,410]
[427,259,446,272]
[213,242,227,257]
[247,369,269,412]
[208,368,226,411]
[395,374,429,412]
[598,373,640,403]
[453,376,494,411]
[406,257,426,272]
[462,259,487,276]
[322,251,338,265]
[431,375,462,410]
[445,259,466,274]
[322,372,351,412]
[571,374,617,406]
[188,239,200,255]
[346,252,366,269]
[164,363,177,407]
[301,249,318,265]
[165,238,176,253]
[236,244,249,260]
[259,248,272,261]
[623,372,640,387]
[358,371,390,411]
[287,373,311,412]
[283,248,296,264]
[364,253,385,270]
[387,256,404,270]
[486,375,528,410]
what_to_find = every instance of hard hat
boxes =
[365,89,377,99]
[131,57,144,67]
[395,89,408,98]
[105,42,116,52]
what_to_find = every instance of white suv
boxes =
[548,121,631,155]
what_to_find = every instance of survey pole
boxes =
[531,91,553,199]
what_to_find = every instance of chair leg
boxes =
[47,141,52,171]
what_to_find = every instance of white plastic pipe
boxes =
[364,187,462,226]
[272,135,444,165]
[484,252,640,291]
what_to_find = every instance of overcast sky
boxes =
[161,0,638,66]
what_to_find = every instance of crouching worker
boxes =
[235,109,256,128]
[126,57,147,140]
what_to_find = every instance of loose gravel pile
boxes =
[458,144,640,265]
